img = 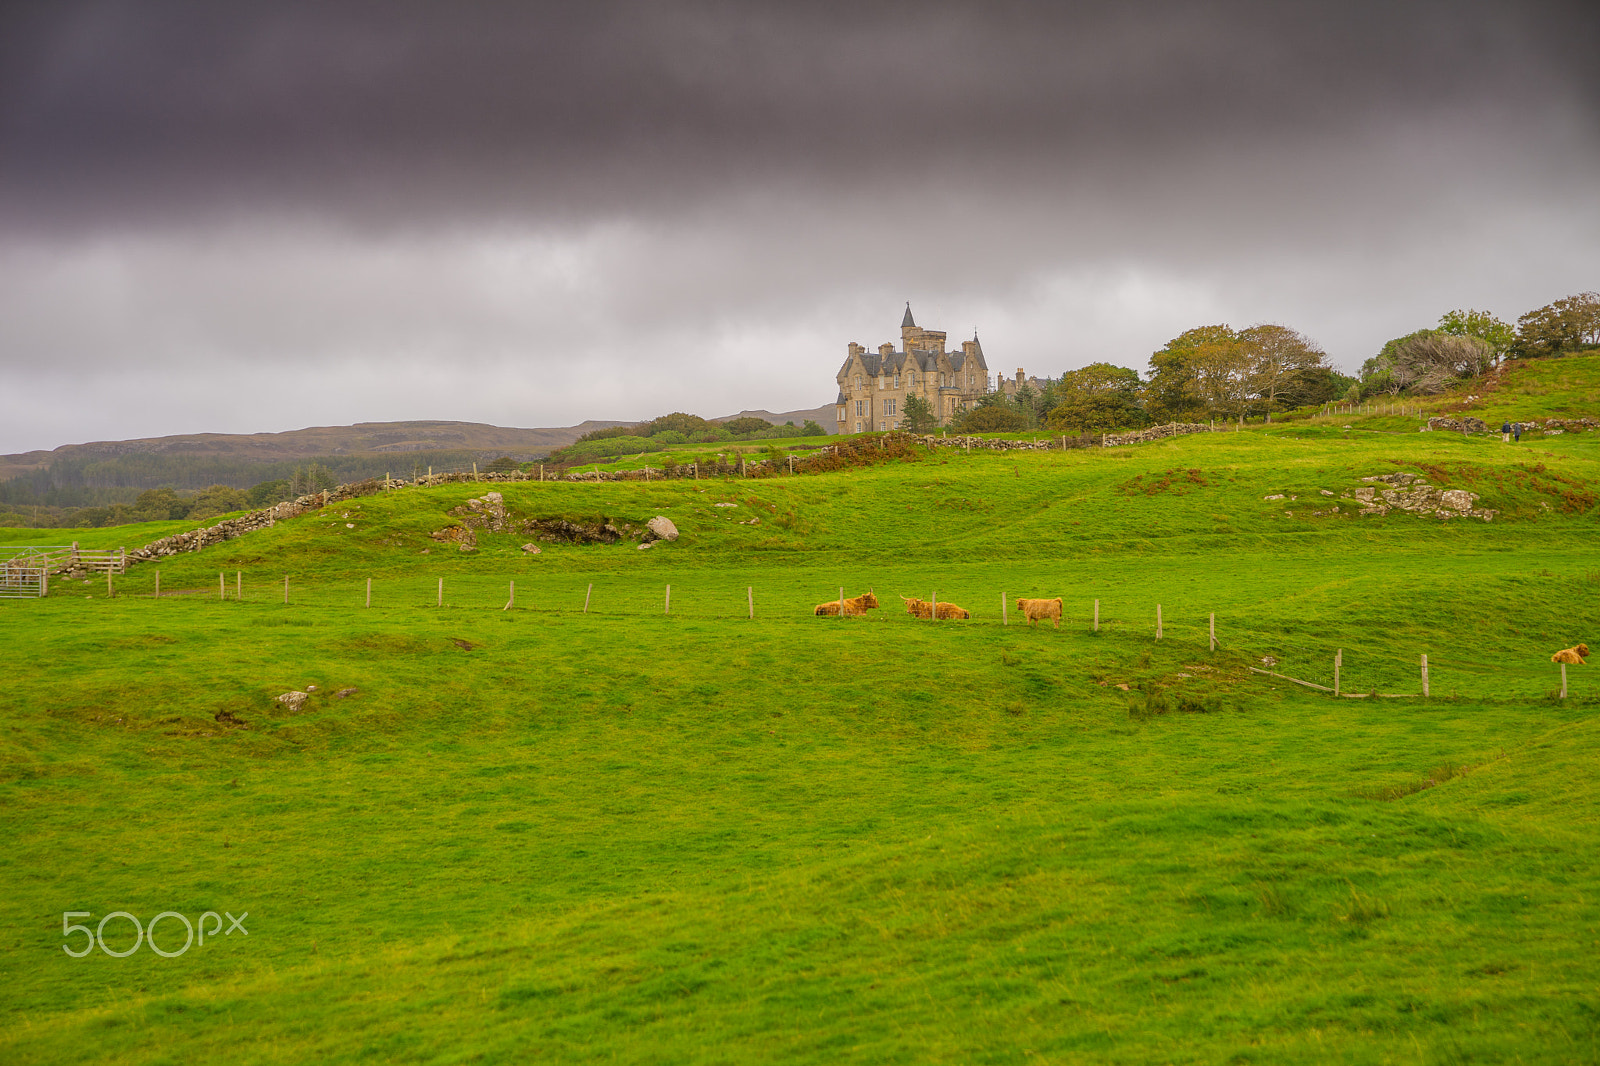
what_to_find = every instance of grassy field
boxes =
[5,369,1600,1063]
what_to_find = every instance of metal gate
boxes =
[0,548,49,598]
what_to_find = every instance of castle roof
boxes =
[902,303,916,328]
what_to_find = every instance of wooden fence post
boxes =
[1001,592,1008,626]
[366,577,372,608]
[154,570,160,599]
[584,582,592,613]
[1562,662,1568,699]
[436,577,443,608]
[1093,599,1099,632]
[1156,604,1162,641]
[1209,612,1216,651]
[236,571,241,601]
[747,586,754,620]
[665,585,671,616]
[106,568,113,598]
[473,462,478,481]
[931,590,937,621]
[219,572,225,600]
[838,587,844,618]
[1421,653,1429,697]
[504,581,514,611]
[283,575,288,604]
[1334,649,1342,697]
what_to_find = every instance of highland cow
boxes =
[1551,643,1590,665]
[814,591,880,617]
[1016,597,1063,629]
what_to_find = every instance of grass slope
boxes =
[4,386,1600,1064]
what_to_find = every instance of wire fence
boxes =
[64,569,1587,703]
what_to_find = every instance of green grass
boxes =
[5,375,1600,1063]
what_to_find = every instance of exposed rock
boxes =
[430,525,477,549]
[520,543,542,554]
[335,687,358,698]
[276,691,308,713]
[637,541,653,550]
[1100,423,1215,448]
[1356,473,1496,521]
[1425,416,1489,433]
[647,515,679,541]
[524,518,623,544]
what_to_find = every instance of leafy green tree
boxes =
[642,412,717,438]
[900,393,937,432]
[188,485,248,521]
[1045,363,1144,432]
[1238,324,1327,421]
[721,417,774,438]
[133,486,193,521]
[1438,308,1514,362]
[247,479,290,508]
[485,456,518,473]
[1145,325,1236,422]
[1513,292,1600,358]
[954,404,1028,433]
[800,419,826,437]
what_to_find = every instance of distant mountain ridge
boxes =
[1,407,836,483]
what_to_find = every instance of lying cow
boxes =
[1015,596,1063,629]
[815,591,880,616]
[1552,643,1590,665]
[901,596,970,620]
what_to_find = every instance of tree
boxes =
[1513,292,1600,358]
[1145,326,1236,422]
[1438,308,1514,363]
[1365,330,1494,394]
[485,455,518,472]
[187,484,248,521]
[1045,363,1144,432]
[247,479,290,508]
[800,419,826,437]
[1237,324,1328,421]
[641,412,717,438]
[955,404,1028,433]
[721,417,774,437]
[900,393,937,432]
[133,486,192,521]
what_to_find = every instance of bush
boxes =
[957,405,1029,433]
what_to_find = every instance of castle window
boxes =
[882,398,896,416]
[879,420,886,431]
[854,421,862,433]
[836,407,845,422]
[878,376,885,390]
[855,399,865,416]
[854,376,862,389]
[894,374,900,389]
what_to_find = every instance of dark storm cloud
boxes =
[4,0,1593,228]
[0,1,1596,454]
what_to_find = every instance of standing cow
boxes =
[1016,597,1063,629]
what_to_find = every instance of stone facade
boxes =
[834,305,1036,433]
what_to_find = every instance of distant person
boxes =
[1501,421,1511,443]
[1514,422,1522,443]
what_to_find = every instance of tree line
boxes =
[924,289,1599,436]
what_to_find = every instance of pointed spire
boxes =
[902,302,916,328]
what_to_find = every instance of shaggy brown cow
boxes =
[814,591,880,617]
[901,596,970,620]
[1551,643,1590,665]
[1016,597,1063,629]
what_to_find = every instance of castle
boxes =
[834,305,1032,433]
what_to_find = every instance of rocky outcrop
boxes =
[646,515,679,541]
[1352,473,1496,521]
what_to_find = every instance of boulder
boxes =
[276,691,308,713]
[647,516,679,541]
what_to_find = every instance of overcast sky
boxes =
[1,0,1596,453]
